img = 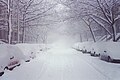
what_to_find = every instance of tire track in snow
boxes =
[60,54,68,80]
[35,53,50,80]
[77,53,112,80]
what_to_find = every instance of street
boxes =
[1,47,120,80]
[0,0,120,80]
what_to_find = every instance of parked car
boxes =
[0,69,4,76]
[5,45,25,70]
[0,45,25,76]
[73,42,94,53]
[0,68,4,76]
[0,55,8,76]
[99,42,120,62]
[4,56,21,71]
[16,44,37,61]
[0,40,6,44]
[73,43,83,51]
[29,52,36,59]
[90,43,100,57]
[81,42,93,54]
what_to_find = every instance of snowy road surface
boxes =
[1,47,120,80]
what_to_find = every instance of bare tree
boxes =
[59,0,120,42]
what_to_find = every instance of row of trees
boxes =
[0,0,58,44]
[1,0,120,43]
[59,0,120,42]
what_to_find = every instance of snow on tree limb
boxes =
[91,16,112,36]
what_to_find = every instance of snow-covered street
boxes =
[1,46,120,80]
[1,0,120,80]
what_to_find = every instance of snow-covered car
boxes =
[81,42,93,54]
[0,54,8,76]
[29,52,36,59]
[90,49,100,57]
[99,42,120,62]
[0,44,25,76]
[39,44,49,52]
[0,69,4,76]
[4,45,24,70]
[90,43,100,57]
[72,43,83,51]
[5,56,21,71]
[73,42,94,53]
[0,40,6,44]
[16,44,38,61]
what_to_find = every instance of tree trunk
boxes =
[8,0,12,44]
[22,29,24,43]
[80,33,82,42]
[111,24,116,42]
[17,0,20,43]
[22,14,25,43]
[88,25,96,42]
[86,31,88,41]
[82,18,96,42]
